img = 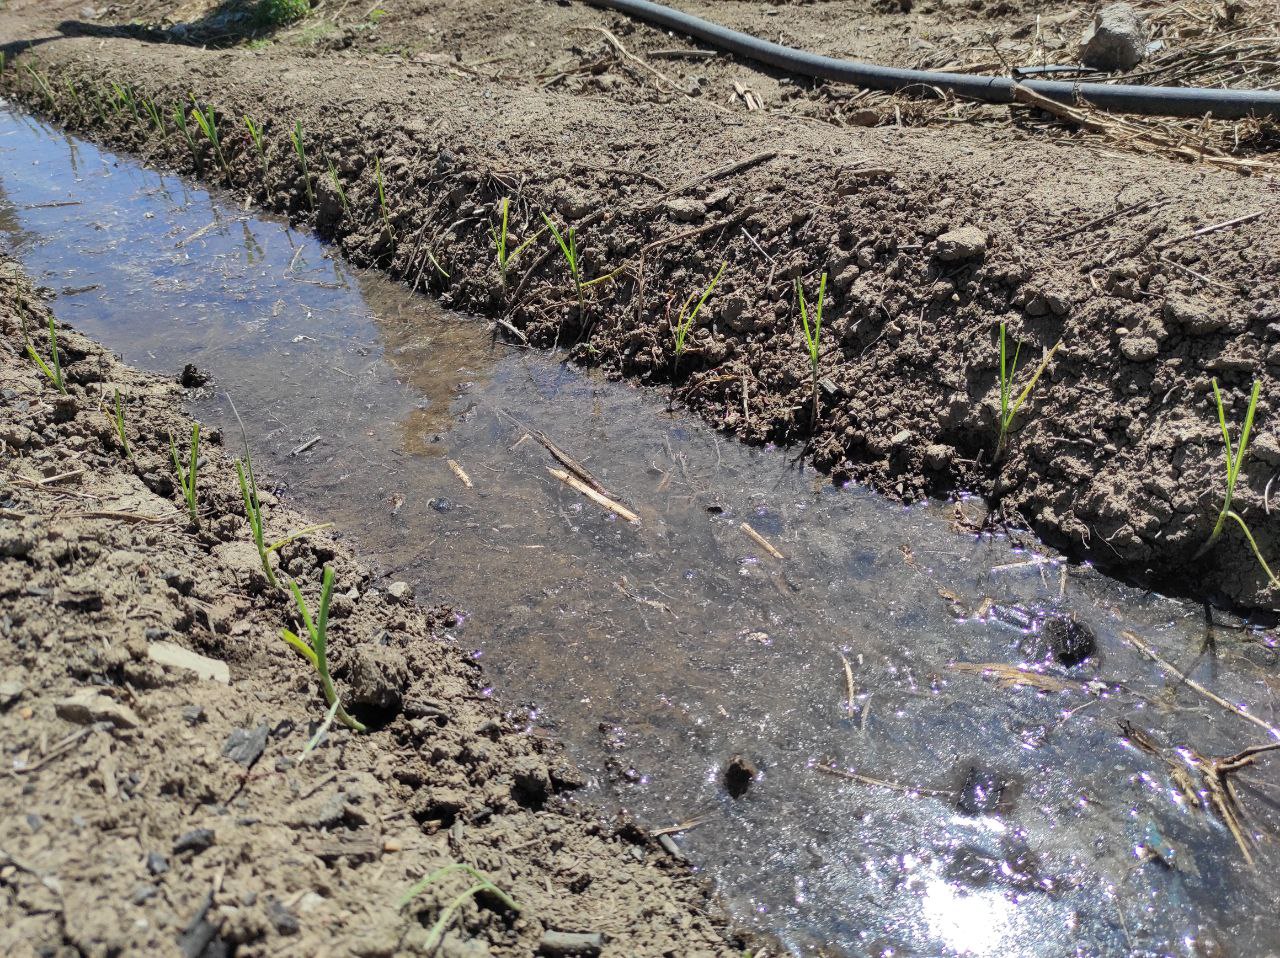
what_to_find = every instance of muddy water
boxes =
[4,105,1280,957]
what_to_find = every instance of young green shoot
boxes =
[173,103,200,173]
[111,82,139,121]
[324,155,349,214]
[25,65,56,109]
[281,566,366,732]
[291,120,314,211]
[190,98,230,179]
[795,272,827,426]
[490,198,541,290]
[141,97,163,132]
[541,213,584,321]
[1194,377,1277,584]
[672,261,726,379]
[112,388,131,458]
[235,450,330,588]
[996,322,1061,459]
[21,312,66,394]
[373,158,386,233]
[63,77,84,118]
[244,114,267,170]
[0,52,6,76]
[398,862,521,952]
[169,422,201,527]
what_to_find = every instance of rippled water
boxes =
[4,104,1279,957]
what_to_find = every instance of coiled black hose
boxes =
[583,0,1280,120]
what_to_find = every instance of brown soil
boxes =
[0,256,743,955]
[1,3,1278,609]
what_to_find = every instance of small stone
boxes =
[346,647,407,713]
[148,641,230,684]
[1081,3,1149,71]
[382,837,403,853]
[723,754,757,798]
[956,765,1005,814]
[386,580,414,603]
[1119,335,1159,362]
[430,497,453,513]
[663,197,706,223]
[0,681,24,709]
[173,828,215,856]
[223,724,270,767]
[935,225,987,262]
[55,690,141,729]
[182,705,206,725]
[179,364,209,388]
[890,428,913,449]
[266,898,300,936]
[147,851,169,875]
[1043,614,1096,666]
[130,883,160,905]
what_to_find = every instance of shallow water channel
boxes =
[4,105,1280,957]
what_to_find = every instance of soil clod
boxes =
[723,754,757,798]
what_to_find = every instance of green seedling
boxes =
[142,97,163,132]
[281,566,366,732]
[169,422,201,527]
[111,82,139,120]
[398,862,521,953]
[21,312,66,394]
[490,198,541,290]
[374,156,390,230]
[244,114,267,170]
[173,103,201,173]
[190,98,230,179]
[90,89,109,124]
[996,322,1061,458]
[672,261,726,378]
[324,156,349,214]
[1196,379,1279,587]
[541,213,584,327]
[235,450,330,588]
[291,120,314,210]
[25,65,56,109]
[112,388,130,458]
[795,272,827,426]
[62,77,84,118]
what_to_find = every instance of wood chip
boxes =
[739,522,783,560]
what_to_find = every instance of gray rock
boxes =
[346,646,407,712]
[386,580,414,603]
[664,198,706,223]
[0,680,24,709]
[173,828,215,856]
[1081,3,1149,71]
[222,724,270,767]
[55,690,141,729]
[148,641,230,684]
[147,851,169,875]
[935,225,987,262]
[539,930,604,956]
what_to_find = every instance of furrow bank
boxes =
[2,9,1278,613]
[0,251,744,955]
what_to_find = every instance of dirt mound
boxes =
[1,0,1277,615]
[0,256,742,956]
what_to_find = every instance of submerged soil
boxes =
[2,0,1280,611]
[0,255,743,956]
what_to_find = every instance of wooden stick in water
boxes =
[740,522,783,560]
[547,467,640,524]
[446,459,473,488]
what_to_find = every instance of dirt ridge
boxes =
[2,5,1278,613]
[0,253,744,956]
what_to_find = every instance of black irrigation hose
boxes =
[584,0,1280,120]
